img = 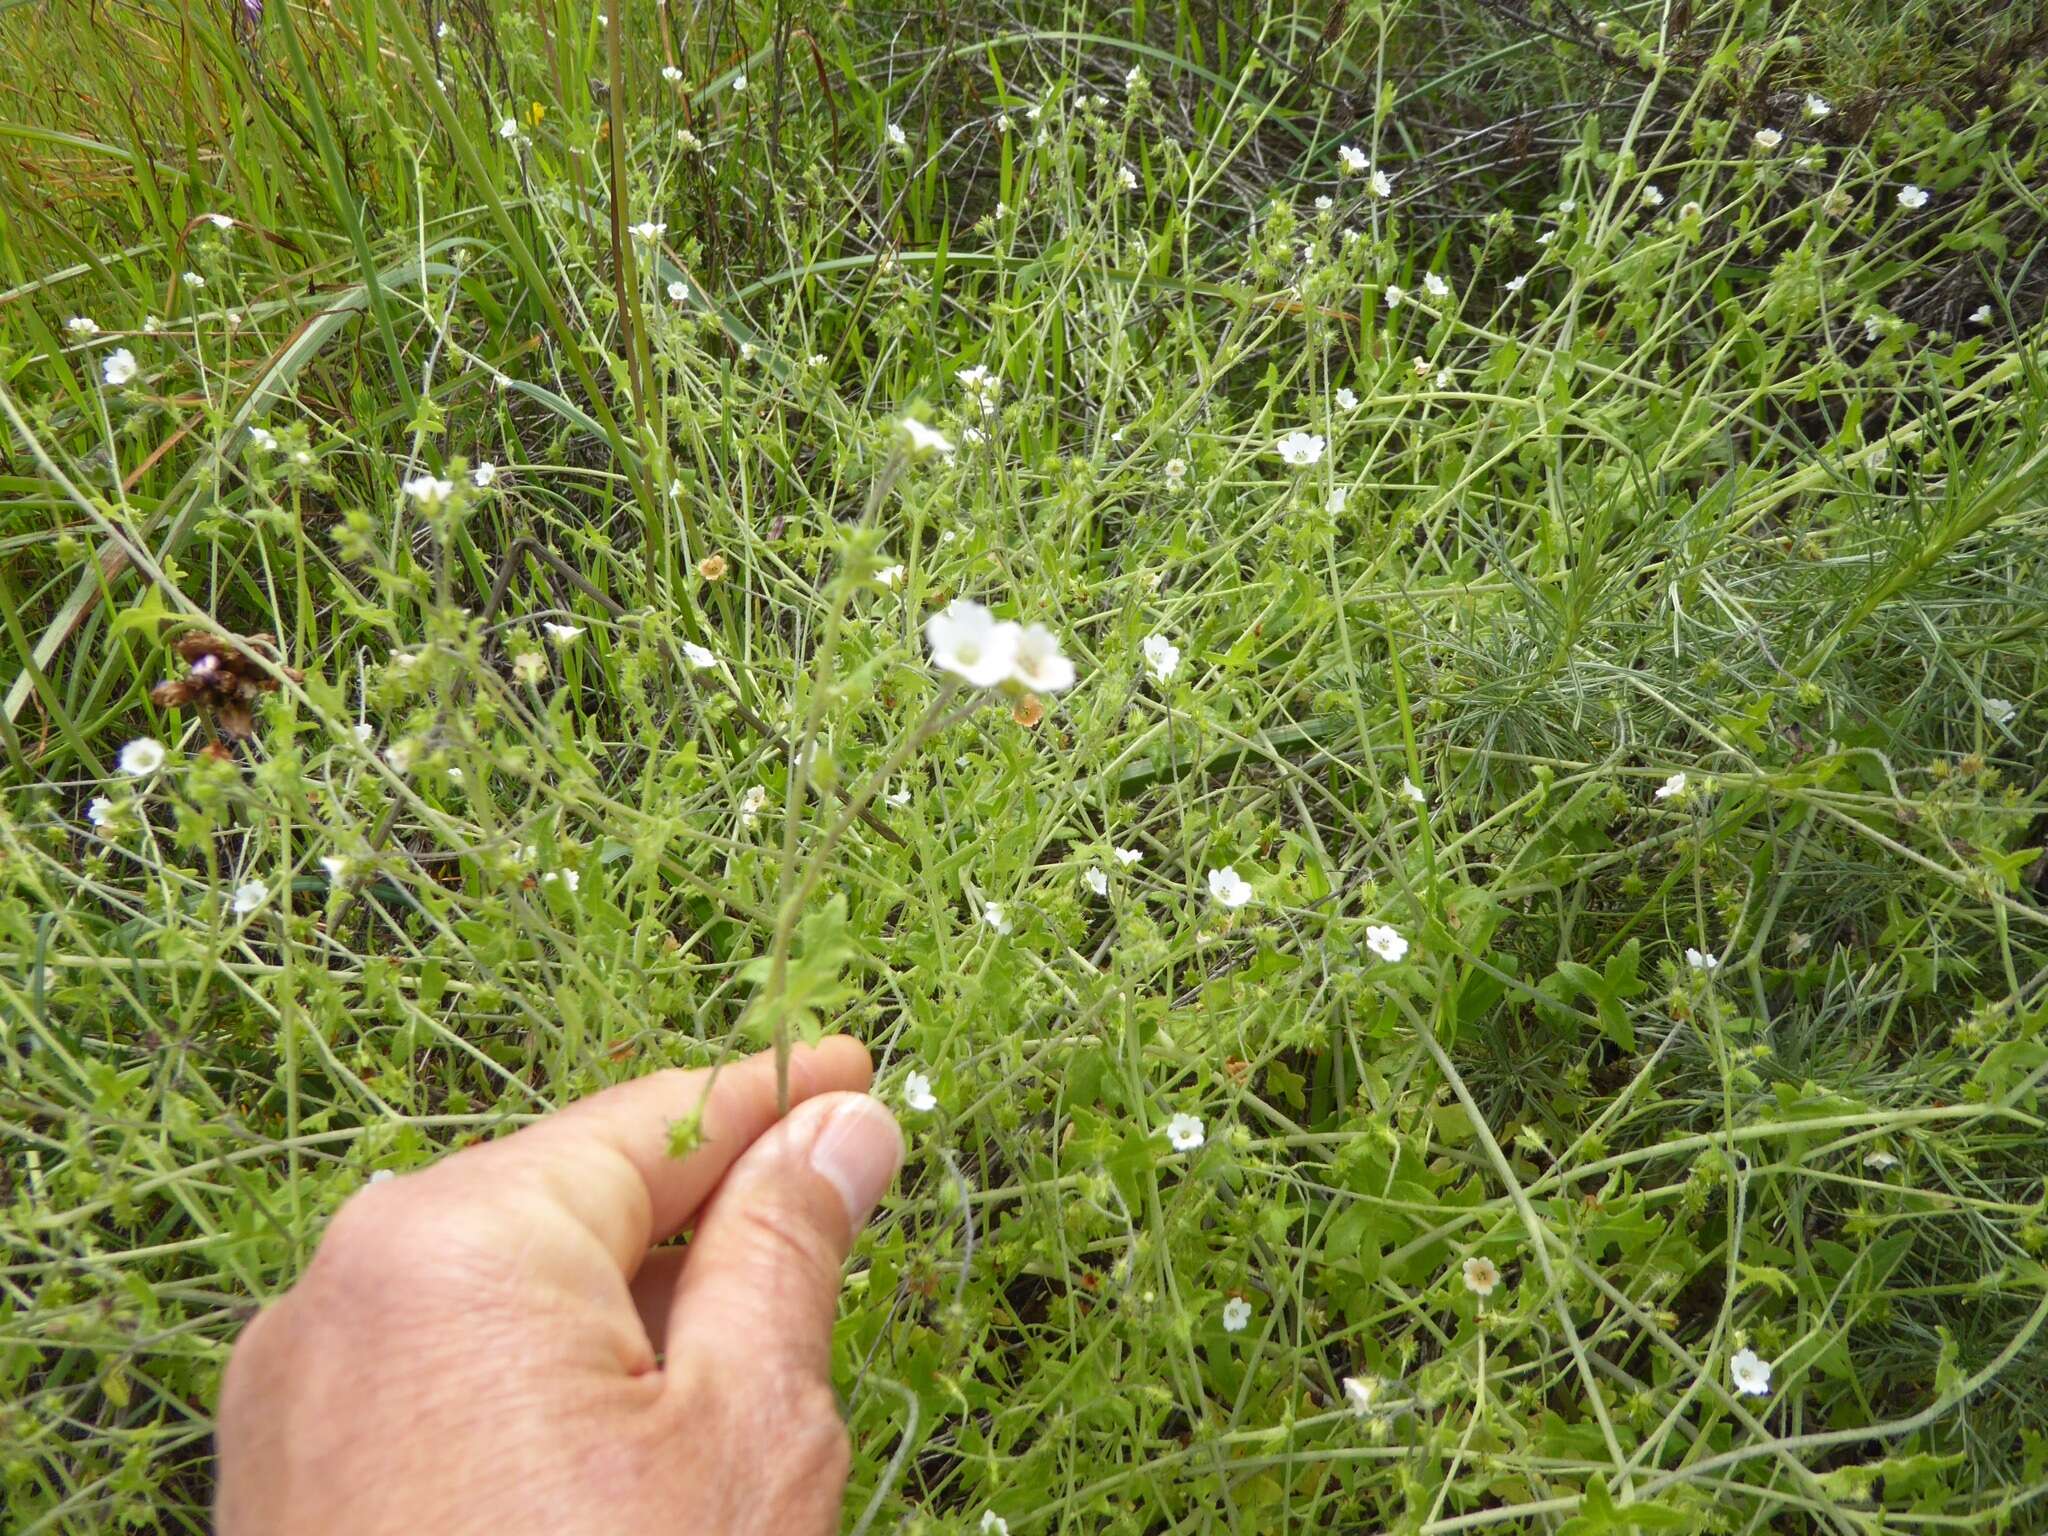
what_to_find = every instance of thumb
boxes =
[663,1090,903,1384]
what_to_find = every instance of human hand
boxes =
[217,1038,903,1535]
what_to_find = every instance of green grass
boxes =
[4,0,2048,1529]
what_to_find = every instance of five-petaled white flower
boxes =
[499,118,521,140]
[1897,184,1929,210]
[87,796,117,831]
[731,72,747,92]
[1400,777,1426,805]
[1423,272,1449,298]
[1730,1348,1772,1397]
[979,1516,1008,1536]
[232,881,267,916]
[1209,866,1254,909]
[1337,144,1368,173]
[1114,847,1143,866]
[1165,1112,1205,1151]
[668,280,689,303]
[1366,924,1409,962]
[119,738,166,776]
[1804,93,1832,119]
[1141,633,1180,683]
[1335,387,1359,412]
[403,474,456,508]
[1222,1297,1252,1332]
[1863,1150,1899,1171]
[1983,697,2017,725]
[1011,624,1076,693]
[1462,1256,1499,1296]
[1505,273,1528,293]
[102,348,138,386]
[1370,168,1393,198]
[65,316,99,336]
[926,599,1019,687]
[1116,165,1139,191]
[1276,430,1325,466]
[662,65,684,83]
[542,622,583,644]
[320,854,354,882]
[982,903,1011,934]
[471,462,497,488]
[1685,947,1720,971]
[1753,127,1783,150]
[1163,457,1187,487]
[1969,303,1992,325]
[1313,195,1334,212]
[740,784,768,827]
[1654,771,1688,801]
[902,1071,936,1112]
[875,564,905,589]
[1343,1376,1379,1415]
[901,417,956,457]
[682,641,716,671]
[248,427,277,452]
[1083,866,1108,896]
[630,220,666,242]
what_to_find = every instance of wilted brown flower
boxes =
[149,631,301,741]
[1011,693,1044,728]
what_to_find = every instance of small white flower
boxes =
[247,427,277,452]
[102,348,138,386]
[471,462,497,488]
[231,881,267,916]
[1685,947,1720,972]
[1400,777,1426,805]
[65,316,99,336]
[1558,198,1577,214]
[926,599,1020,687]
[542,622,584,645]
[1434,367,1453,390]
[384,740,417,774]
[1642,184,1665,207]
[668,280,690,303]
[1864,315,1886,343]
[1804,93,1832,120]
[1370,168,1393,198]
[886,787,911,807]
[1538,229,1556,244]
[731,72,747,92]
[1164,1112,1205,1151]
[1898,184,1929,211]
[1116,165,1139,191]
[1335,387,1359,412]
[1384,284,1405,309]
[207,212,235,230]
[539,868,581,892]
[1010,623,1077,693]
[996,112,1014,133]
[119,738,166,776]
[1969,303,1992,325]
[1209,866,1254,909]
[1411,355,1433,379]
[1654,771,1688,801]
[1366,924,1409,962]
[979,1516,1008,1536]
[740,784,768,827]
[499,118,520,141]
[875,564,906,589]
[682,641,717,670]
[1314,195,1333,212]
[806,353,827,368]
[1222,1297,1252,1332]
[1461,1256,1499,1296]
[1730,1348,1772,1397]
[676,128,703,151]
[1083,867,1108,897]
[630,220,666,242]
[1423,272,1449,298]
[886,122,906,148]
[1114,847,1143,867]
[1337,144,1368,173]
[1141,633,1180,682]
[319,854,354,882]
[1343,1376,1379,1416]
[1275,430,1325,466]
[903,1071,937,1112]
[982,903,1011,934]
[1983,696,2017,726]
[143,315,162,333]
[1862,1150,1899,1171]
[1753,127,1783,151]
[403,474,456,509]
[901,417,956,458]
[1124,64,1144,89]
[87,795,118,830]
[1327,486,1348,514]
[511,651,547,685]
[351,722,375,744]
[1163,457,1187,487]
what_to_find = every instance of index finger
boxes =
[419,1038,873,1274]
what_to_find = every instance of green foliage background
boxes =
[2,0,2046,1529]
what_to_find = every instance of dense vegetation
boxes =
[3,0,2046,1529]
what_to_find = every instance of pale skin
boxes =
[216,1038,904,1535]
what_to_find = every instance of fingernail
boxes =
[809,1095,904,1230]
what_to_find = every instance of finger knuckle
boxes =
[731,1200,840,1298]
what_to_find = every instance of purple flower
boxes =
[240,0,262,23]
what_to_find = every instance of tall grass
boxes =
[2,0,2045,1530]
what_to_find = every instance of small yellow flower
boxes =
[528,101,547,128]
